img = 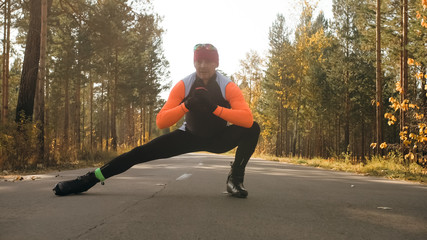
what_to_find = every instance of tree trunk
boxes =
[75,67,81,151]
[421,65,426,115]
[276,99,282,156]
[100,80,105,150]
[284,106,288,156]
[126,104,132,146]
[281,106,285,156]
[64,75,69,152]
[110,49,118,151]
[142,106,146,143]
[15,0,41,122]
[45,54,50,164]
[106,100,110,151]
[148,105,152,140]
[90,71,93,152]
[140,107,143,145]
[361,119,366,162]
[337,114,341,155]
[106,82,110,151]
[2,0,10,124]
[292,83,302,157]
[344,71,350,152]
[400,0,408,160]
[376,0,383,155]
[81,82,85,151]
[34,0,47,164]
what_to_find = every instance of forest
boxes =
[235,0,426,165]
[0,0,426,170]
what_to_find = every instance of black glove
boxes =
[194,87,217,112]
[184,95,198,111]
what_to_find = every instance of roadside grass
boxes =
[258,153,427,183]
[0,150,116,180]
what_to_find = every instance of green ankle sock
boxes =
[94,168,106,182]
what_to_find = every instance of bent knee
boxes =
[250,121,261,136]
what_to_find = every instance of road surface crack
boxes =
[74,183,167,239]
[148,183,167,199]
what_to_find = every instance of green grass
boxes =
[0,150,117,177]
[259,154,427,183]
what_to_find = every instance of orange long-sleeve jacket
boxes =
[156,72,253,131]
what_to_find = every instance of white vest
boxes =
[179,71,232,133]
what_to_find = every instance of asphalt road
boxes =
[1,153,426,240]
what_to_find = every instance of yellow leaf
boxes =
[415,113,424,120]
[408,103,419,109]
[384,113,397,121]
[391,102,400,111]
[395,82,403,93]
[401,102,409,111]
[403,140,411,146]
[380,142,387,149]
[404,152,414,160]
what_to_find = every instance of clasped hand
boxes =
[184,87,217,113]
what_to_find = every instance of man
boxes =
[53,43,260,198]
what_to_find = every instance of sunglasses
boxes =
[194,43,217,51]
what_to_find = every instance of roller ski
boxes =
[53,171,100,196]
[226,170,248,198]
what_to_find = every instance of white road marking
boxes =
[176,173,192,181]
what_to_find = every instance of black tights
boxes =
[100,122,260,179]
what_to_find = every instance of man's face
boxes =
[194,59,218,83]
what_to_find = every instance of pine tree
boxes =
[15,0,41,122]
[264,14,293,156]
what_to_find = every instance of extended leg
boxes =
[53,130,202,196]
[99,130,202,179]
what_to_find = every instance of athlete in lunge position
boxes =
[53,43,260,198]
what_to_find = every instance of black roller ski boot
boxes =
[226,169,248,198]
[53,171,99,196]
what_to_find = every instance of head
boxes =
[193,43,219,83]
